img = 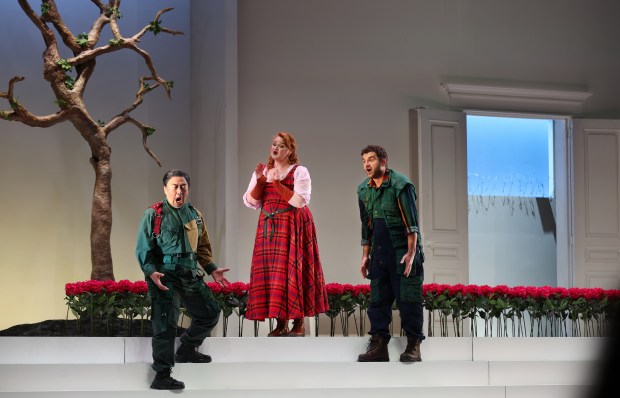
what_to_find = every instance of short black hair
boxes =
[163,169,191,187]
[361,145,388,162]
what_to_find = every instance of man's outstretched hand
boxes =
[149,271,169,291]
[211,268,231,286]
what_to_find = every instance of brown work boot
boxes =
[399,336,422,362]
[267,318,289,337]
[287,318,305,337]
[358,335,390,362]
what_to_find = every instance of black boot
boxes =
[400,336,422,362]
[175,343,212,363]
[358,335,390,362]
[150,369,185,390]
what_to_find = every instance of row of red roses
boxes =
[65,280,620,301]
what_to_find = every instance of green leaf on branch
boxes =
[77,33,89,47]
[142,82,150,90]
[108,38,125,47]
[9,98,19,110]
[106,7,123,19]
[64,76,75,90]
[148,20,162,35]
[41,3,50,16]
[54,98,67,108]
[0,111,12,120]
[57,59,72,72]
[145,127,156,136]
[165,80,174,89]
[97,120,105,127]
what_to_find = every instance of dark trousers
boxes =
[148,270,220,372]
[367,255,425,342]
[367,220,425,342]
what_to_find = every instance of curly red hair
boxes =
[267,131,299,168]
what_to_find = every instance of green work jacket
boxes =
[136,200,217,278]
[357,169,424,259]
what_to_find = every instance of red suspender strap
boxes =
[149,202,164,237]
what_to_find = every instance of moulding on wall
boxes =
[441,82,592,115]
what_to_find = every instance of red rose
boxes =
[325,283,344,296]
[206,281,222,295]
[131,281,148,294]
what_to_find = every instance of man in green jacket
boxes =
[357,145,425,362]
[136,169,230,390]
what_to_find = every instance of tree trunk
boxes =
[89,146,114,281]
[5,1,179,281]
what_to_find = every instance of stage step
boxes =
[0,336,606,363]
[0,386,594,398]
[0,337,605,398]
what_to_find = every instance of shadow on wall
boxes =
[587,291,620,398]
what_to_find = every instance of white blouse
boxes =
[243,164,312,209]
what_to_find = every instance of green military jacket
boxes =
[136,200,217,278]
[357,169,423,258]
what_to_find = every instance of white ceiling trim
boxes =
[441,82,592,115]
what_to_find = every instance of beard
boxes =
[369,167,385,179]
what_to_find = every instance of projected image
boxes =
[467,115,554,199]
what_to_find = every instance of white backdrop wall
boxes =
[1,0,620,330]
[234,0,620,288]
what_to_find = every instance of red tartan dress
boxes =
[245,165,329,321]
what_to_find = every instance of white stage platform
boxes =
[0,336,607,398]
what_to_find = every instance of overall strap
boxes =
[149,202,164,237]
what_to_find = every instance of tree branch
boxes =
[103,115,161,166]
[40,0,82,53]
[120,77,160,118]
[103,77,155,132]
[127,44,172,98]
[74,63,96,97]
[89,0,106,12]
[129,118,162,167]
[71,1,118,93]
[132,8,184,40]
[17,0,56,47]
[1,76,68,126]
[68,41,173,99]
[61,5,182,100]
[87,0,113,48]
[108,6,123,40]
[0,76,24,100]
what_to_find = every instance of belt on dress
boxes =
[261,205,295,239]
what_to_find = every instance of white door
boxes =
[409,109,469,285]
[573,119,620,289]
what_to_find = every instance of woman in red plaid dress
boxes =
[243,132,329,336]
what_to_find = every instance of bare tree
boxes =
[0,0,182,280]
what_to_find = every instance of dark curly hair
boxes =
[361,145,388,163]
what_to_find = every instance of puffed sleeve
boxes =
[289,165,311,207]
[243,171,262,209]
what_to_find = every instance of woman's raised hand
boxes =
[255,163,266,178]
